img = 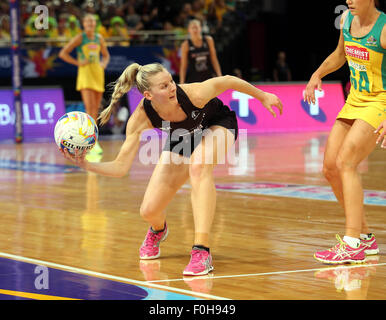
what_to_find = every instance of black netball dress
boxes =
[185,37,215,83]
[143,85,238,157]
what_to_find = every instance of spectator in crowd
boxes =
[163,20,186,39]
[0,15,10,45]
[108,16,130,46]
[125,4,143,30]
[173,8,189,31]
[135,0,154,17]
[20,1,30,24]
[82,1,98,15]
[181,2,196,22]
[233,68,243,79]
[273,51,292,82]
[23,7,57,38]
[141,6,162,30]
[225,0,236,11]
[57,15,68,45]
[191,0,207,22]
[203,0,213,13]
[100,2,116,27]
[208,0,228,29]
[94,14,109,38]
[25,14,39,37]
[45,16,59,40]
[65,15,82,39]
[18,0,227,44]
[60,1,82,22]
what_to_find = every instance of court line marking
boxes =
[0,289,80,300]
[147,262,386,283]
[182,183,386,206]
[0,252,229,300]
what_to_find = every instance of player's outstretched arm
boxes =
[61,101,152,177]
[304,11,348,104]
[182,75,283,118]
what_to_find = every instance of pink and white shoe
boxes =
[139,223,168,260]
[183,247,214,276]
[361,234,379,255]
[314,235,366,264]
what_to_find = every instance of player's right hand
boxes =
[304,75,322,105]
[261,92,283,118]
[60,148,88,167]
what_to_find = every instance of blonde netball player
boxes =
[304,0,385,264]
[59,14,110,156]
[60,62,283,275]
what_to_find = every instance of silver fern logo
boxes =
[191,110,200,120]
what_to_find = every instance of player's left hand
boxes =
[261,92,283,118]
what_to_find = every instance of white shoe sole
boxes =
[314,256,365,265]
[183,266,214,276]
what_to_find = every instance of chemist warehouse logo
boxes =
[345,46,370,60]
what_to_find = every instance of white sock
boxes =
[343,235,360,248]
[360,233,371,240]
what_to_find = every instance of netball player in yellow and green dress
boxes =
[304,0,385,264]
[59,14,110,156]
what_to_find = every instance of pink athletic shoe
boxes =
[183,247,214,276]
[139,223,168,260]
[361,234,379,255]
[314,235,366,264]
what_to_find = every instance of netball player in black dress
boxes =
[180,19,222,84]
[61,62,283,276]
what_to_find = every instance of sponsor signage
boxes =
[127,82,345,133]
[0,87,66,140]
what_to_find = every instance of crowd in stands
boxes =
[0,0,240,46]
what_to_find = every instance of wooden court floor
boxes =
[0,131,385,300]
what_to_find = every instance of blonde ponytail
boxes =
[98,63,141,125]
[98,62,166,125]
